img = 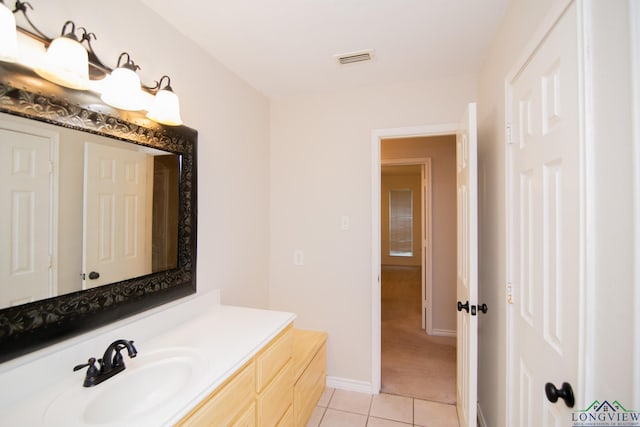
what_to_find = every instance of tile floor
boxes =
[306,388,459,427]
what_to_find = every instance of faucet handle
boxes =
[73,357,98,373]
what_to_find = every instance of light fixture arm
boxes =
[151,75,174,93]
[59,20,79,40]
[116,52,140,72]
[79,28,110,75]
[12,0,50,43]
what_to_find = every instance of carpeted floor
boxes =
[381,265,457,404]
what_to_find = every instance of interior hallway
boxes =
[381,265,457,404]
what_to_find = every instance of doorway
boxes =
[378,134,458,404]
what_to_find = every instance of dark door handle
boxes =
[545,382,575,408]
[457,301,469,313]
[478,303,488,314]
[88,271,100,280]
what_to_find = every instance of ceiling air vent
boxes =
[336,49,374,65]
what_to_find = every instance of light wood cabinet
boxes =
[232,403,256,427]
[177,360,255,427]
[178,325,294,427]
[177,325,327,427]
[256,362,293,426]
[292,329,327,427]
[256,328,293,392]
[277,406,293,427]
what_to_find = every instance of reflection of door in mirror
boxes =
[0,127,57,308]
[82,143,150,289]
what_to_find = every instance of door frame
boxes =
[371,123,457,393]
[381,157,432,332]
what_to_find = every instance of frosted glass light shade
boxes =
[35,37,89,90]
[0,3,18,62]
[101,67,145,111]
[147,89,183,126]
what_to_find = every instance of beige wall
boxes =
[380,171,422,267]
[269,75,476,383]
[31,0,272,307]
[381,136,457,334]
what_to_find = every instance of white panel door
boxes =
[456,102,478,427]
[83,143,149,288]
[507,3,581,426]
[0,128,52,307]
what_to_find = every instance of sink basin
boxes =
[44,347,207,426]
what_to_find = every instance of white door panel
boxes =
[507,3,581,425]
[83,143,150,288]
[0,128,53,307]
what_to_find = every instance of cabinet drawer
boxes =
[257,362,293,427]
[232,403,256,427]
[256,327,293,392]
[294,343,326,427]
[276,405,293,427]
[179,361,255,427]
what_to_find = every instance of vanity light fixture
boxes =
[0,1,185,125]
[0,0,18,62]
[101,52,145,111]
[146,75,183,126]
[35,21,90,90]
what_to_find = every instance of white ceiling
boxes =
[141,0,509,99]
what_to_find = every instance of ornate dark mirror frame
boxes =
[0,62,197,363]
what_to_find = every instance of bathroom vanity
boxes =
[0,291,327,426]
[177,326,328,427]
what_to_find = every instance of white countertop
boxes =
[0,291,296,427]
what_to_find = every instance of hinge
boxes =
[506,122,514,145]
[506,282,514,305]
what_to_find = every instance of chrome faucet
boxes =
[73,339,138,387]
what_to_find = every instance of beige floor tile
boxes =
[318,387,336,407]
[366,417,412,427]
[369,394,413,424]
[306,406,327,427]
[328,390,372,415]
[319,409,368,427]
[414,399,459,427]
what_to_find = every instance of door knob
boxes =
[88,271,100,280]
[545,382,575,408]
[478,303,488,314]
[457,301,469,313]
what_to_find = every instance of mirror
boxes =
[1,114,181,307]
[0,62,197,362]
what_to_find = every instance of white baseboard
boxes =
[326,376,376,394]
[431,328,456,338]
[477,402,488,427]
